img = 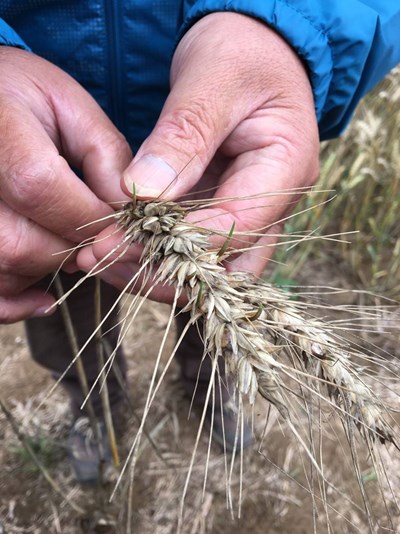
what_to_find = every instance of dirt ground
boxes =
[0,259,399,534]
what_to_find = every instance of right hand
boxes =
[0,47,132,323]
[78,13,319,304]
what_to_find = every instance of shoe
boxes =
[205,398,253,453]
[67,417,116,485]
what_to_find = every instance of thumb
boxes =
[122,13,273,199]
[121,81,231,200]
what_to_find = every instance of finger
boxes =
[46,80,133,202]
[0,201,75,277]
[0,289,55,324]
[2,48,133,204]
[78,247,186,306]
[224,230,281,276]
[77,223,140,268]
[184,134,318,275]
[0,273,41,297]
[0,98,113,241]
[187,152,313,237]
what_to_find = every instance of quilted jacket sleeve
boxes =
[181,1,400,140]
[0,18,30,50]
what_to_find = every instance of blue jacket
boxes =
[0,1,399,148]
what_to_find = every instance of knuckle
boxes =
[107,129,131,153]
[276,135,320,189]
[105,132,133,166]
[6,153,60,213]
[0,223,30,274]
[268,221,285,237]
[93,127,131,156]
[158,103,216,164]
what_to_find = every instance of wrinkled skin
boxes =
[0,13,319,322]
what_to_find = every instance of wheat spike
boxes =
[115,198,397,448]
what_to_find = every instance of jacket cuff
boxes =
[0,19,30,50]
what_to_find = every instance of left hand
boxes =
[78,12,319,302]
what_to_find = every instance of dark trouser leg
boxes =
[25,272,126,419]
[174,311,231,408]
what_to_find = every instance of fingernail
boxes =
[123,155,177,198]
[32,306,51,317]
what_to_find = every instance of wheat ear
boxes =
[116,199,397,449]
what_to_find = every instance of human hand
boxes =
[79,12,319,302]
[0,47,132,323]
